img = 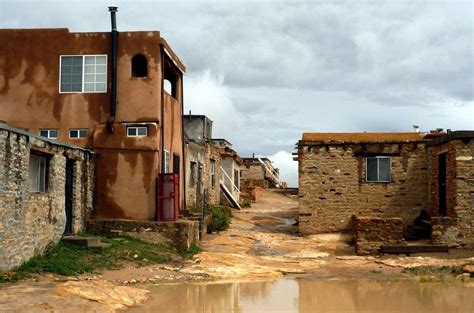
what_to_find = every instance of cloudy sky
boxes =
[1,0,473,186]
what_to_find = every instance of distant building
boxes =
[241,156,283,188]
[184,115,242,209]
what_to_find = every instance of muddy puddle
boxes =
[127,277,474,313]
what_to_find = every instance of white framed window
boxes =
[163,150,170,173]
[59,55,107,93]
[127,126,147,137]
[69,129,88,138]
[210,159,216,187]
[366,156,391,182]
[39,129,58,139]
[29,153,48,192]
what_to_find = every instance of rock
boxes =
[462,273,471,282]
[462,265,474,274]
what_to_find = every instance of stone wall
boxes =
[428,138,474,247]
[298,141,428,234]
[204,143,222,206]
[0,126,94,270]
[86,219,199,249]
[352,216,405,255]
[241,163,264,181]
[431,217,460,247]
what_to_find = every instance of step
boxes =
[88,242,111,249]
[381,245,449,255]
[63,236,102,247]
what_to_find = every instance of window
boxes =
[210,159,216,187]
[234,169,240,189]
[29,153,48,192]
[163,150,170,173]
[39,129,58,139]
[127,126,147,137]
[69,129,88,138]
[131,54,148,77]
[366,157,391,182]
[60,55,107,93]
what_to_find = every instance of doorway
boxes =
[64,159,74,235]
[438,153,447,216]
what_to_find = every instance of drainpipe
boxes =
[107,6,118,133]
[155,44,165,221]
[180,72,187,213]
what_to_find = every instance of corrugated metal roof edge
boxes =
[0,123,94,153]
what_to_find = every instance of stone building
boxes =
[427,131,474,247]
[211,139,242,208]
[0,124,94,270]
[0,8,186,222]
[184,115,242,209]
[297,132,428,234]
[241,157,282,188]
[296,131,474,249]
[184,115,222,209]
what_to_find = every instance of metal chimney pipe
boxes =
[107,6,118,133]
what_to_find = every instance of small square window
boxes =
[127,126,147,137]
[39,129,58,139]
[69,129,88,138]
[366,157,391,182]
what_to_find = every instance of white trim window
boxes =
[127,126,147,137]
[39,129,58,139]
[29,153,48,192]
[366,156,391,182]
[163,150,170,173]
[60,55,107,93]
[69,129,88,138]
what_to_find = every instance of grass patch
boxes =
[404,265,465,282]
[0,235,186,283]
[207,206,233,233]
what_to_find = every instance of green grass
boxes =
[403,264,466,282]
[0,235,200,283]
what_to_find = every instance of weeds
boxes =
[0,235,186,283]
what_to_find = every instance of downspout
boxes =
[155,44,165,221]
[180,72,187,213]
[107,6,118,133]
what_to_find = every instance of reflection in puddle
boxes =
[128,278,474,313]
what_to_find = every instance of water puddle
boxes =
[127,278,474,313]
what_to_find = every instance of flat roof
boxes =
[301,132,425,144]
[426,130,474,147]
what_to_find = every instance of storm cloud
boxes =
[1,0,473,186]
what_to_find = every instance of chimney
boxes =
[107,6,119,133]
[252,153,255,158]
[412,125,420,133]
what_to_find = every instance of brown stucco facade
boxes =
[0,28,186,221]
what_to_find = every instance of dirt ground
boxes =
[1,188,473,312]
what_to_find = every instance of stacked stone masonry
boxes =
[298,141,428,234]
[352,216,405,255]
[0,126,94,270]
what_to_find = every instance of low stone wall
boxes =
[86,219,199,249]
[431,217,461,247]
[352,216,405,255]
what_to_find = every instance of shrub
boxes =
[208,206,232,233]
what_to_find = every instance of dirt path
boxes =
[2,188,474,312]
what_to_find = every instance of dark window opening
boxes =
[131,54,148,78]
[163,56,180,99]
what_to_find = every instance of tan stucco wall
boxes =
[0,28,185,221]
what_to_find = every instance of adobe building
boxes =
[296,130,474,251]
[0,124,94,270]
[0,8,186,223]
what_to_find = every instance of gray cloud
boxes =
[1,0,473,186]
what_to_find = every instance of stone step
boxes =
[88,242,112,249]
[381,244,449,255]
[63,236,103,248]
